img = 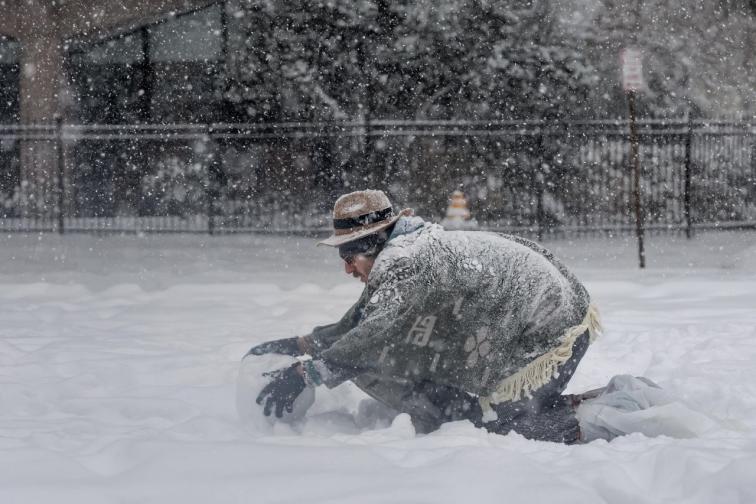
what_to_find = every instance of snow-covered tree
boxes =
[223,0,596,122]
[566,0,756,117]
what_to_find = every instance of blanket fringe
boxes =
[479,304,603,414]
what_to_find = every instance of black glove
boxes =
[245,337,301,357]
[255,363,307,418]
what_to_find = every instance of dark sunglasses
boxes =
[339,250,358,264]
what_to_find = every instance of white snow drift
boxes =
[0,232,755,503]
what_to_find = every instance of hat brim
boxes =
[317,208,411,247]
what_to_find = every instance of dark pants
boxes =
[352,332,590,443]
[483,332,590,443]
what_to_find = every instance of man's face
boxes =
[343,254,375,283]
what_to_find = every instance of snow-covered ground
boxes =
[1,231,755,503]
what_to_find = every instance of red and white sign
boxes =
[620,48,644,92]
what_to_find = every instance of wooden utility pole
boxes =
[621,47,646,268]
[627,91,645,268]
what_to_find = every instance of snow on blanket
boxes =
[0,232,755,503]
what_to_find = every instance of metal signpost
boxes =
[621,48,646,269]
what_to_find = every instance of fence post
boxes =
[205,126,215,235]
[628,91,645,268]
[683,114,694,239]
[55,116,65,235]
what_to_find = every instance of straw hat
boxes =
[318,190,411,247]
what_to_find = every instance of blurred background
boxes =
[2,5,756,499]
[0,0,754,236]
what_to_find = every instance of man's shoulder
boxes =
[370,245,415,285]
[367,224,435,285]
[374,223,544,272]
[380,226,519,261]
[383,220,435,251]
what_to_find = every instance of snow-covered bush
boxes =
[141,156,208,217]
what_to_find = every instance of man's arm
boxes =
[245,337,302,357]
[244,288,369,358]
[254,255,417,417]
[305,255,419,388]
[298,288,369,356]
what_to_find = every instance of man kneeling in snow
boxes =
[248,189,602,443]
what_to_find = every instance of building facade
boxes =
[0,0,221,216]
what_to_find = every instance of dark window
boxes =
[0,37,20,209]
[68,33,147,124]
[66,4,225,124]
[148,4,224,122]
[0,37,20,123]
[64,5,226,217]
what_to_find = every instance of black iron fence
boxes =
[0,119,754,238]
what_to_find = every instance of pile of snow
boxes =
[0,231,755,503]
